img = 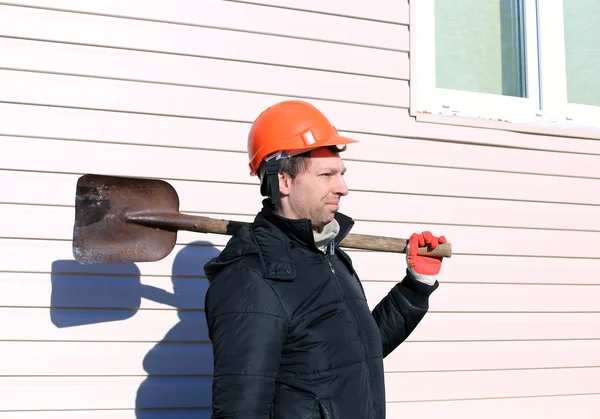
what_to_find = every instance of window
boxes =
[412,0,600,128]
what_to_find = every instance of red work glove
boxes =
[406,231,447,285]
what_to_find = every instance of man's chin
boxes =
[313,215,334,229]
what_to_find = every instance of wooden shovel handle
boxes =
[341,233,451,258]
[128,213,452,258]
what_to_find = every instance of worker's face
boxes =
[283,147,349,232]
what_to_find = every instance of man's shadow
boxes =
[50,241,219,418]
[135,241,218,417]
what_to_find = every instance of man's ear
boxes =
[278,172,291,198]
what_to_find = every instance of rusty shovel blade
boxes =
[73,174,178,264]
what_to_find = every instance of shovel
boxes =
[72,174,452,265]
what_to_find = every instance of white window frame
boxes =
[412,0,600,128]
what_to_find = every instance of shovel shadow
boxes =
[50,260,142,327]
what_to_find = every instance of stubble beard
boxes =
[311,203,336,232]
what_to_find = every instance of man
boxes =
[204,100,447,418]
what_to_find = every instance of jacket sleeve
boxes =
[371,269,439,358]
[205,265,288,418]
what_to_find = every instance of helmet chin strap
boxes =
[259,151,291,206]
[260,157,282,206]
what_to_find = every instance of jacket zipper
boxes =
[325,241,336,273]
[324,240,374,415]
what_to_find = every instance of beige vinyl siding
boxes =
[0,4,407,78]
[0,1,409,417]
[228,0,410,24]
[0,0,599,417]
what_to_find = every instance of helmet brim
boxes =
[284,134,359,157]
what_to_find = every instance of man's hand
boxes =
[406,231,447,286]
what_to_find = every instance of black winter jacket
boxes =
[204,203,438,418]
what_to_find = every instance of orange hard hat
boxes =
[247,100,358,175]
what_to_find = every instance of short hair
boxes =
[278,151,311,178]
[278,145,346,179]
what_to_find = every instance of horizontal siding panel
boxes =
[0,397,598,419]
[231,0,410,24]
[385,340,600,372]
[0,103,251,152]
[386,394,600,418]
[0,411,209,419]
[0,37,407,106]
[3,103,600,178]
[4,340,600,376]
[0,137,253,187]
[1,341,212,376]
[0,5,404,78]
[342,252,600,285]
[48,249,220,279]
[4,307,204,342]
[5,0,408,50]
[0,272,207,311]
[347,160,600,205]
[384,367,600,402]
[0,204,253,243]
[0,238,228,275]
[407,312,600,342]
[2,270,598,313]
[4,239,225,279]
[0,170,83,206]
[0,70,408,132]
[368,282,600,313]
[405,118,600,156]
[4,307,600,342]
[0,376,211,410]
[341,132,600,179]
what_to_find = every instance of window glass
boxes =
[435,0,526,97]
[563,0,600,106]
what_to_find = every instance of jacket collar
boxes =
[259,199,354,248]
[204,200,356,283]
[251,200,354,281]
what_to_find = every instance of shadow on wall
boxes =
[50,241,220,418]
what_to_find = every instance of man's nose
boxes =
[334,176,349,196]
